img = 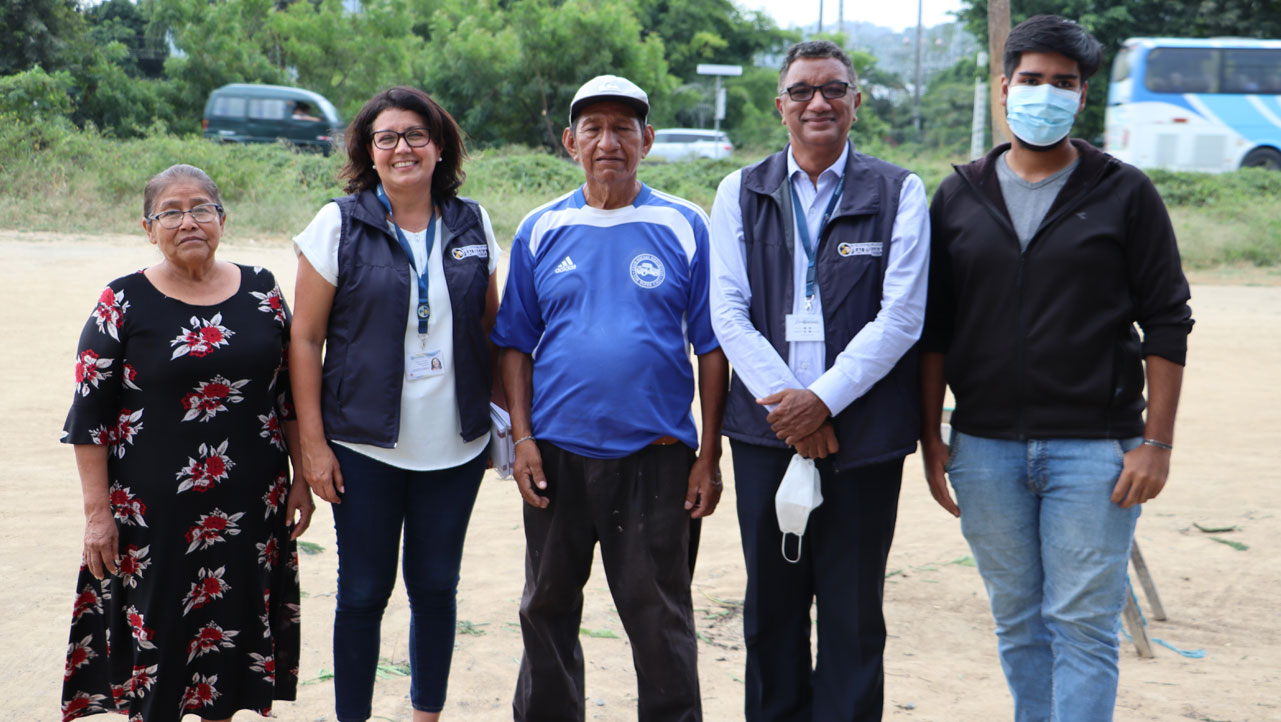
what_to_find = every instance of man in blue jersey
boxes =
[492,74,729,722]
[709,41,930,720]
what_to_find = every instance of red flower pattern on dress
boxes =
[262,471,288,518]
[184,509,243,553]
[180,673,221,711]
[109,483,147,527]
[64,634,96,680]
[176,439,235,493]
[61,690,109,721]
[109,664,158,704]
[186,621,238,662]
[256,536,279,571]
[170,313,234,359]
[121,362,140,390]
[251,285,287,325]
[125,605,157,650]
[249,653,277,684]
[71,584,103,623]
[181,375,248,422]
[116,544,151,588]
[182,566,230,615]
[110,408,144,459]
[258,409,285,450]
[74,349,113,397]
[92,286,128,341]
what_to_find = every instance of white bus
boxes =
[1105,37,1281,172]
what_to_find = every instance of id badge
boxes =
[785,313,824,342]
[407,349,447,380]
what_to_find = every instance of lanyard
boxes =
[790,173,845,307]
[375,184,436,335]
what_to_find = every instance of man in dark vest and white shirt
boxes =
[708,40,930,721]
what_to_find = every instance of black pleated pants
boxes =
[732,440,904,722]
[513,440,702,722]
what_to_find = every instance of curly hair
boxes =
[339,86,467,198]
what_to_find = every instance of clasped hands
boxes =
[757,388,838,459]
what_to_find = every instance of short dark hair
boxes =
[1004,15,1103,81]
[340,86,467,198]
[143,164,224,221]
[778,40,858,93]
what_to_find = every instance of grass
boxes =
[2,121,1278,271]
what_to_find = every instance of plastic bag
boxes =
[775,454,823,563]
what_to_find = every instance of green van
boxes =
[203,83,344,153]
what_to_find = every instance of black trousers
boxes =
[513,441,702,722]
[732,441,904,722]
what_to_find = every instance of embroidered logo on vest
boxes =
[837,242,881,257]
[451,244,489,260]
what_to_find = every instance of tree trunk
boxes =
[988,0,1011,147]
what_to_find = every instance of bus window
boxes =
[1146,48,1221,93]
[1222,49,1281,93]
[1110,47,1131,83]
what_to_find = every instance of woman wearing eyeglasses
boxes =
[290,86,501,722]
[60,163,313,721]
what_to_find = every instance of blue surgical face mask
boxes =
[1005,84,1081,147]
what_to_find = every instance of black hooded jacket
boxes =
[923,140,1194,440]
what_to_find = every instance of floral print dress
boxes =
[60,265,300,721]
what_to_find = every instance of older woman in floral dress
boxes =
[60,164,314,722]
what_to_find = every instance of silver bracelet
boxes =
[513,435,535,447]
[1142,438,1173,450]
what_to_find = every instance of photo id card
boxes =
[407,349,447,380]
[785,313,824,342]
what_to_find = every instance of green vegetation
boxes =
[2,122,1276,270]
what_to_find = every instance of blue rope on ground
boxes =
[1122,577,1206,659]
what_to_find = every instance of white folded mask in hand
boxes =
[775,454,823,563]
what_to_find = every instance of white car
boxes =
[647,129,734,161]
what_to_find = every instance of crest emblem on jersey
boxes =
[629,253,665,289]
[837,242,882,257]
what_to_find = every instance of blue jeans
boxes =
[329,444,486,721]
[947,432,1142,722]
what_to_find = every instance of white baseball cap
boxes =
[569,75,650,124]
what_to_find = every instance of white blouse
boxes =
[294,201,501,471]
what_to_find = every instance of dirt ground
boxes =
[1,231,1278,722]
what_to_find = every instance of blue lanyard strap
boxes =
[790,173,846,303]
[376,184,436,335]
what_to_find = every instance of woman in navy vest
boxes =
[290,86,502,722]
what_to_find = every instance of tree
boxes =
[270,0,428,119]
[0,0,85,76]
[424,0,674,150]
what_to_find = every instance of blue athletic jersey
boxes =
[492,183,719,459]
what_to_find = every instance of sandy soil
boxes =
[1,230,1278,722]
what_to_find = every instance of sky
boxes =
[741,0,966,33]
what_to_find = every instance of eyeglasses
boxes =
[147,203,223,229]
[372,127,433,150]
[781,81,854,102]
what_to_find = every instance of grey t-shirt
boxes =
[995,151,1079,250]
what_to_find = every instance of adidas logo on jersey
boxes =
[554,256,577,274]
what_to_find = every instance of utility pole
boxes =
[818,0,824,34]
[839,0,844,36]
[988,0,1011,145]
[971,50,989,158]
[912,0,923,133]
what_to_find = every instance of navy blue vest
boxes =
[725,145,921,471]
[321,189,491,447]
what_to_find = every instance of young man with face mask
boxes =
[920,15,1194,722]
